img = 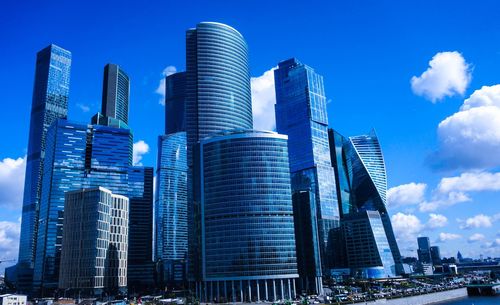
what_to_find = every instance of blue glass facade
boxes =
[19,45,71,281]
[195,130,298,302]
[155,133,188,284]
[33,119,133,293]
[329,129,402,278]
[185,22,253,283]
[127,166,154,291]
[165,72,186,135]
[102,63,130,125]
[274,58,338,289]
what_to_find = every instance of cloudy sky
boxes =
[1,0,500,273]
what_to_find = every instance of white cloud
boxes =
[76,103,90,113]
[156,66,177,106]
[460,214,493,229]
[438,171,500,194]
[433,85,500,170]
[419,191,470,212]
[391,212,424,241]
[0,220,20,265]
[251,67,277,131]
[133,140,149,166]
[437,232,462,242]
[468,233,485,243]
[426,213,448,229]
[411,51,471,102]
[0,156,26,210]
[387,182,426,208]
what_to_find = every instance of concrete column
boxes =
[273,279,277,301]
[265,280,269,301]
[224,281,227,302]
[257,280,260,301]
[293,279,297,299]
[288,279,291,300]
[240,280,243,302]
[204,281,207,303]
[210,281,213,302]
[217,281,220,302]
[248,280,252,302]
[281,279,285,300]
[232,280,235,303]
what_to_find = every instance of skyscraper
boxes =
[17,44,71,293]
[101,63,130,125]
[127,167,155,291]
[33,119,133,293]
[155,71,188,287]
[185,22,253,282]
[274,58,337,292]
[430,246,441,265]
[329,129,402,278]
[59,187,129,297]
[417,237,432,264]
[195,130,298,302]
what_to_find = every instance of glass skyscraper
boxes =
[102,63,130,125]
[18,44,71,270]
[59,187,129,297]
[274,58,337,292]
[195,130,298,302]
[127,166,154,291]
[329,129,402,278]
[155,71,188,287]
[417,237,432,263]
[185,22,253,283]
[33,119,134,293]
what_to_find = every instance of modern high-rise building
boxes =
[101,63,130,125]
[329,129,402,278]
[33,119,134,293]
[59,187,129,297]
[430,246,441,265]
[185,22,253,283]
[155,133,188,285]
[417,237,432,264]
[194,130,298,302]
[17,45,71,293]
[127,167,155,291]
[274,58,338,292]
[155,71,188,287]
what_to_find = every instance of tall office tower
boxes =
[195,130,298,302]
[33,119,132,294]
[185,22,253,282]
[155,71,188,287]
[101,63,130,124]
[17,45,71,292]
[274,58,337,292]
[127,167,155,292]
[417,237,432,264]
[430,246,441,265]
[59,187,129,297]
[329,129,402,278]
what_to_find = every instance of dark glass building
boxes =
[185,22,253,283]
[165,72,186,135]
[417,237,432,264]
[102,63,130,125]
[127,166,155,292]
[274,58,337,292]
[430,246,441,265]
[329,129,402,278]
[18,45,71,293]
[194,130,298,302]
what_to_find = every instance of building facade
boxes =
[274,58,338,292]
[17,44,71,293]
[127,167,154,291]
[430,246,442,265]
[417,237,432,264]
[194,130,298,302]
[185,22,253,282]
[59,187,129,296]
[102,63,130,125]
[33,119,137,293]
[329,129,402,278]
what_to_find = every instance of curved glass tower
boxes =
[102,63,130,125]
[196,130,298,302]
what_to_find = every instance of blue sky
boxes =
[1,0,500,272]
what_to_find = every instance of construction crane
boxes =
[0,259,15,264]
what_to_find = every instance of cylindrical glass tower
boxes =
[196,130,298,302]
